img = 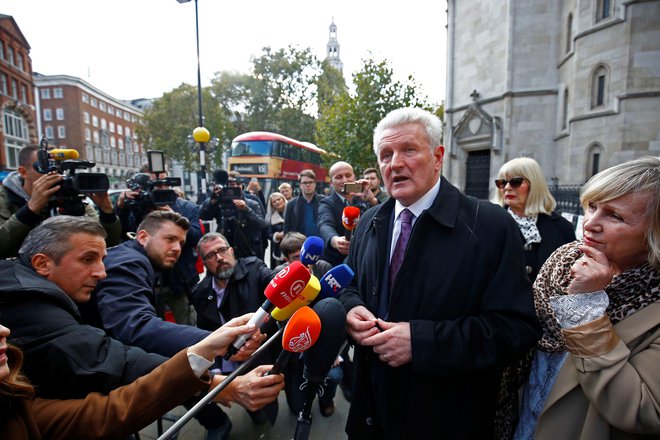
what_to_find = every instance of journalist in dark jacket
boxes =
[0,258,165,399]
[339,108,541,440]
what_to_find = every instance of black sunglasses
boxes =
[494,177,526,189]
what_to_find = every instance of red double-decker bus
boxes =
[228,131,328,195]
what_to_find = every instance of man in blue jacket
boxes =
[339,108,541,439]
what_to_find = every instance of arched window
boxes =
[590,65,608,109]
[565,13,573,54]
[587,144,603,177]
[596,0,612,22]
[562,88,569,130]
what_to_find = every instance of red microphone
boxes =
[342,206,361,241]
[223,260,311,359]
[267,306,322,375]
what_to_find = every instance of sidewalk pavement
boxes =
[139,385,350,440]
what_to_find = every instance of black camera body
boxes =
[125,173,181,211]
[33,138,109,216]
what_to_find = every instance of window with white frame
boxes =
[16,53,24,71]
[118,138,124,150]
[11,79,17,98]
[56,108,64,120]
[85,127,91,141]
[93,130,100,144]
[7,46,14,65]
[41,88,51,99]
[3,108,29,169]
[43,109,52,121]
[596,0,611,22]
[109,122,115,133]
[45,125,54,139]
[116,109,122,118]
[99,102,106,112]
[91,98,98,108]
[84,112,90,124]
[117,125,123,135]
[57,126,66,139]
[101,118,107,130]
[20,85,27,103]
[0,41,4,60]
[82,93,89,103]
[53,88,63,98]
[92,115,99,127]
[107,106,114,116]
[110,136,116,148]
[1,73,7,95]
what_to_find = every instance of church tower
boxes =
[325,18,343,72]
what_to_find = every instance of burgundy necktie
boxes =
[389,209,414,287]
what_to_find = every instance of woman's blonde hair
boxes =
[265,192,287,225]
[581,156,660,269]
[494,157,556,216]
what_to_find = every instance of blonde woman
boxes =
[265,192,287,269]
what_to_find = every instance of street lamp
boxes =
[177,0,207,202]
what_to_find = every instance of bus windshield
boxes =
[231,140,273,157]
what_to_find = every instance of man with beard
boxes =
[191,231,280,427]
[84,211,279,440]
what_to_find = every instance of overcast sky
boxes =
[4,0,447,105]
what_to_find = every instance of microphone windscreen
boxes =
[318,264,355,299]
[282,306,322,353]
[300,236,324,266]
[303,298,347,381]
[49,149,80,160]
[341,206,361,231]
[213,169,229,185]
[264,260,311,309]
[271,275,320,321]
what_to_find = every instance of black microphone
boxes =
[213,169,229,186]
[294,298,347,440]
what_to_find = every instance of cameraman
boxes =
[0,145,120,259]
[199,174,267,260]
[114,165,202,326]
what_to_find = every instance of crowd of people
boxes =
[0,107,658,440]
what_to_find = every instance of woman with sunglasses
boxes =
[494,157,575,282]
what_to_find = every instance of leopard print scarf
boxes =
[495,240,660,439]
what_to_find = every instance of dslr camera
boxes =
[124,150,181,212]
[33,137,109,216]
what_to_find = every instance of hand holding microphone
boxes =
[341,206,361,241]
[268,306,321,375]
[223,261,311,360]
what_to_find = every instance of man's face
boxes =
[363,172,380,191]
[284,249,301,263]
[279,185,293,200]
[34,233,107,304]
[330,163,355,194]
[18,151,47,192]
[377,122,444,207]
[199,237,237,280]
[137,221,186,270]
[299,177,316,197]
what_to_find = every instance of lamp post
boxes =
[177,0,207,202]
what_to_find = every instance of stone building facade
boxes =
[444,0,660,200]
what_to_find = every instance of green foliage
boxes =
[316,58,434,175]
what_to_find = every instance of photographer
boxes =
[0,145,120,259]
[199,173,267,260]
[114,163,202,326]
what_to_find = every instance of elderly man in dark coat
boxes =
[339,108,541,439]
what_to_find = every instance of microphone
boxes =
[49,149,80,160]
[300,236,324,267]
[271,275,321,321]
[295,298,347,439]
[341,206,361,241]
[318,264,355,300]
[212,169,229,186]
[268,306,322,375]
[223,260,311,359]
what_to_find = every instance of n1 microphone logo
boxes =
[323,273,341,293]
[301,241,320,263]
[288,326,314,352]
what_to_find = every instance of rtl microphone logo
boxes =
[282,279,306,303]
[323,273,341,292]
[288,326,314,352]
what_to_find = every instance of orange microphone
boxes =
[342,206,361,241]
[268,306,322,375]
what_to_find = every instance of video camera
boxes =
[33,137,109,216]
[124,150,181,211]
[210,169,244,205]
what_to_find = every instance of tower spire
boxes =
[326,18,343,72]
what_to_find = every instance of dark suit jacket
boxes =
[317,192,370,267]
[339,177,541,439]
[283,193,323,236]
[523,211,576,281]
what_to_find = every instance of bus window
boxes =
[231,140,272,156]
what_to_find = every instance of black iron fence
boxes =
[550,183,583,217]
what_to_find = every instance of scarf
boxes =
[507,209,541,247]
